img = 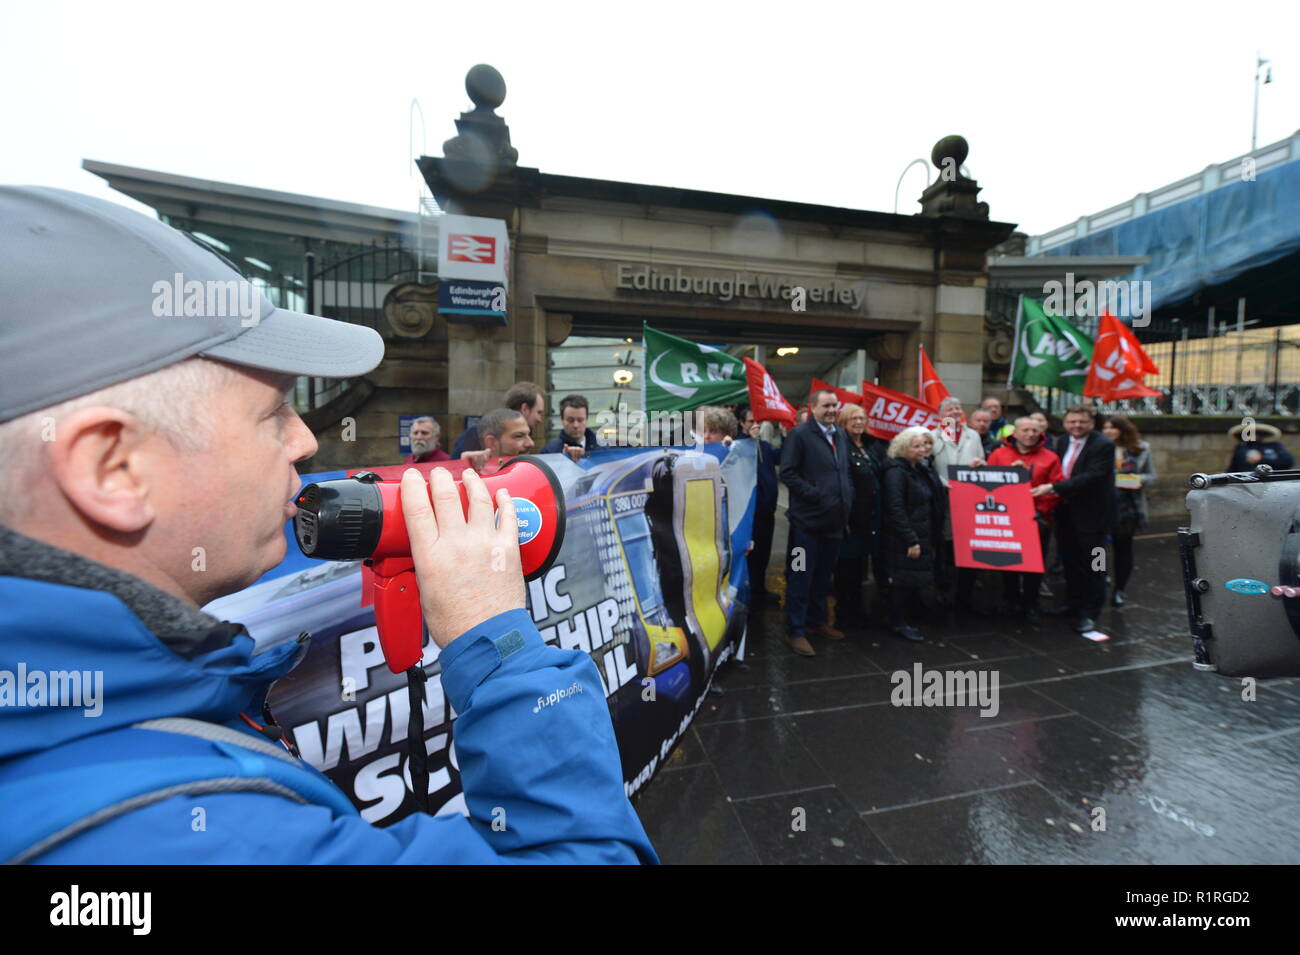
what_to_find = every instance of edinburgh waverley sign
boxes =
[615,264,866,310]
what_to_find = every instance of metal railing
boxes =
[290,241,423,413]
[1025,323,1300,417]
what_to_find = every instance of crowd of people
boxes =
[414,382,1177,656]
[747,392,1158,655]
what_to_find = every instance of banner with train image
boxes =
[204,443,756,825]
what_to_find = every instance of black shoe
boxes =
[958,601,989,618]
[1111,590,1126,607]
[1024,607,1042,624]
[893,625,924,642]
[1044,605,1075,617]
[1074,617,1096,633]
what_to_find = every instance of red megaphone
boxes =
[293,457,565,672]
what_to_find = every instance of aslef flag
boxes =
[1084,312,1162,401]
[809,378,864,412]
[743,358,797,427]
[918,346,951,410]
[859,381,941,440]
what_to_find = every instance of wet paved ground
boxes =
[634,519,1300,864]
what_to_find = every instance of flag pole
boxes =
[639,322,648,444]
[1007,294,1025,390]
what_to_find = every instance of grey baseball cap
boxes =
[0,186,385,422]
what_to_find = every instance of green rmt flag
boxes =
[642,324,748,411]
[1007,295,1095,394]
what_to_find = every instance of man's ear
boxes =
[45,406,159,534]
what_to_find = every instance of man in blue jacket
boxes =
[0,187,656,864]
[778,388,853,657]
[539,394,600,462]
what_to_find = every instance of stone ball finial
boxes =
[466,64,506,111]
[931,135,969,171]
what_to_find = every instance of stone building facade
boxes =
[415,66,1015,454]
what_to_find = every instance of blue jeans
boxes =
[785,523,843,636]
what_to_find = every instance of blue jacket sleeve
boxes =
[429,608,657,863]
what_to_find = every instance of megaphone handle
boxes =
[370,557,425,673]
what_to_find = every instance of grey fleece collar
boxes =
[0,525,225,657]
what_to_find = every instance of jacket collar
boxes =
[803,418,837,440]
[561,428,598,448]
[1060,430,1096,451]
[0,575,305,760]
[0,526,222,659]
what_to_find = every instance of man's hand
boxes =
[563,444,585,462]
[460,449,490,472]
[907,544,921,559]
[970,457,985,467]
[400,467,525,649]
[1031,483,1054,498]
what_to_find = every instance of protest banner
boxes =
[859,381,940,440]
[947,465,1044,573]
[204,443,755,823]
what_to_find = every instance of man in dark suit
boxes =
[779,388,854,656]
[1032,403,1115,633]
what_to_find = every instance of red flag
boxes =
[743,357,797,427]
[809,378,864,413]
[918,346,951,410]
[859,381,941,441]
[1084,312,1162,401]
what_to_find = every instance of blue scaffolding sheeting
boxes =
[1040,159,1300,311]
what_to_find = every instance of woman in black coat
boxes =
[833,403,882,627]
[880,426,947,641]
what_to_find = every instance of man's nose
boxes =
[287,408,319,462]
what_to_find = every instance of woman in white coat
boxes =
[929,398,987,485]
[928,397,986,612]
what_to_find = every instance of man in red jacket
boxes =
[988,416,1063,621]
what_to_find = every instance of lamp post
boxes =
[893,159,931,214]
[1252,54,1272,152]
[1167,317,1181,415]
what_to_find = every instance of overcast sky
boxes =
[4,1,1297,237]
